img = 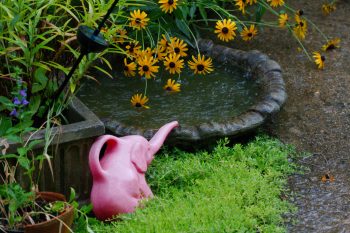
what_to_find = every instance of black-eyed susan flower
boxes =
[241,25,258,41]
[322,38,340,51]
[131,93,150,109]
[235,0,247,14]
[168,38,188,57]
[163,79,181,92]
[214,19,237,42]
[113,29,127,44]
[137,56,159,79]
[137,48,153,60]
[152,47,167,61]
[293,15,307,40]
[313,52,325,69]
[188,54,214,75]
[125,41,141,58]
[158,34,170,50]
[158,0,178,14]
[278,13,289,28]
[296,9,304,16]
[322,3,336,15]
[129,9,149,30]
[164,53,184,74]
[267,0,284,7]
[123,58,137,77]
[247,0,257,5]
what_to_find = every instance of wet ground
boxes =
[225,0,350,232]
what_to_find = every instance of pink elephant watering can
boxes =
[89,121,178,220]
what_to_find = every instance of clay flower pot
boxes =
[6,192,74,233]
[24,192,74,233]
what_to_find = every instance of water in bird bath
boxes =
[77,63,263,129]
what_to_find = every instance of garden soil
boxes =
[223,0,350,232]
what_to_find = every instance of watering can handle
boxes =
[89,135,117,180]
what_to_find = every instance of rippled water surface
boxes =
[77,64,262,129]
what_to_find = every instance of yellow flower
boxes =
[158,0,178,13]
[247,0,257,5]
[322,3,336,15]
[123,58,137,77]
[113,29,127,44]
[313,52,325,69]
[152,47,167,61]
[131,93,150,109]
[241,25,258,41]
[296,9,304,17]
[163,79,181,92]
[164,53,184,74]
[267,0,284,7]
[137,48,153,60]
[322,38,340,51]
[214,19,237,42]
[293,15,307,40]
[168,38,188,57]
[158,34,171,50]
[129,9,149,30]
[188,54,214,75]
[125,41,141,58]
[137,56,159,79]
[235,0,247,14]
[278,13,289,28]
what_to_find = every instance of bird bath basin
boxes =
[77,39,286,147]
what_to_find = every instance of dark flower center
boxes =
[169,62,176,68]
[166,87,172,91]
[135,18,141,24]
[135,103,142,107]
[297,10,304,16]
[327,44,335,50]
[142,65,149,72]
[124,66,129,71]
[299,21,304,27]
[174,47,180,54]
[248,32,253,37]
[168,0,174,5]
[197,64,205,71]
[321,56,326,61]
[222,27,229,34]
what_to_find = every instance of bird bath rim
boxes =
[104,39,287,146]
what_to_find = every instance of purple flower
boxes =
[19,89,27,97]
[13,97,21,105]
[21,99,29,106]
[10,109,18,117]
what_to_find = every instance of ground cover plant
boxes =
[86,136,301,233]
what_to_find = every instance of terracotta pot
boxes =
[5,192,75,233]
[24,192,74,233]
[22,192,74,233]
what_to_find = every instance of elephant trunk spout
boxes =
[149,121,179,154]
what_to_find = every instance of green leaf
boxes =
[28,95,41,115]
[69,187,76,203]
[18,156,30,170]
[0,117,12,137]
[189,3,197,19]
[175,18,190,38]
[198,5,208,25]
[32,67,48,93]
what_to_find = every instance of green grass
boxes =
[87,136,299,233]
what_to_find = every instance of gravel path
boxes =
[235,1,350,232]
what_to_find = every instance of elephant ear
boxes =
[131,142,147,173]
